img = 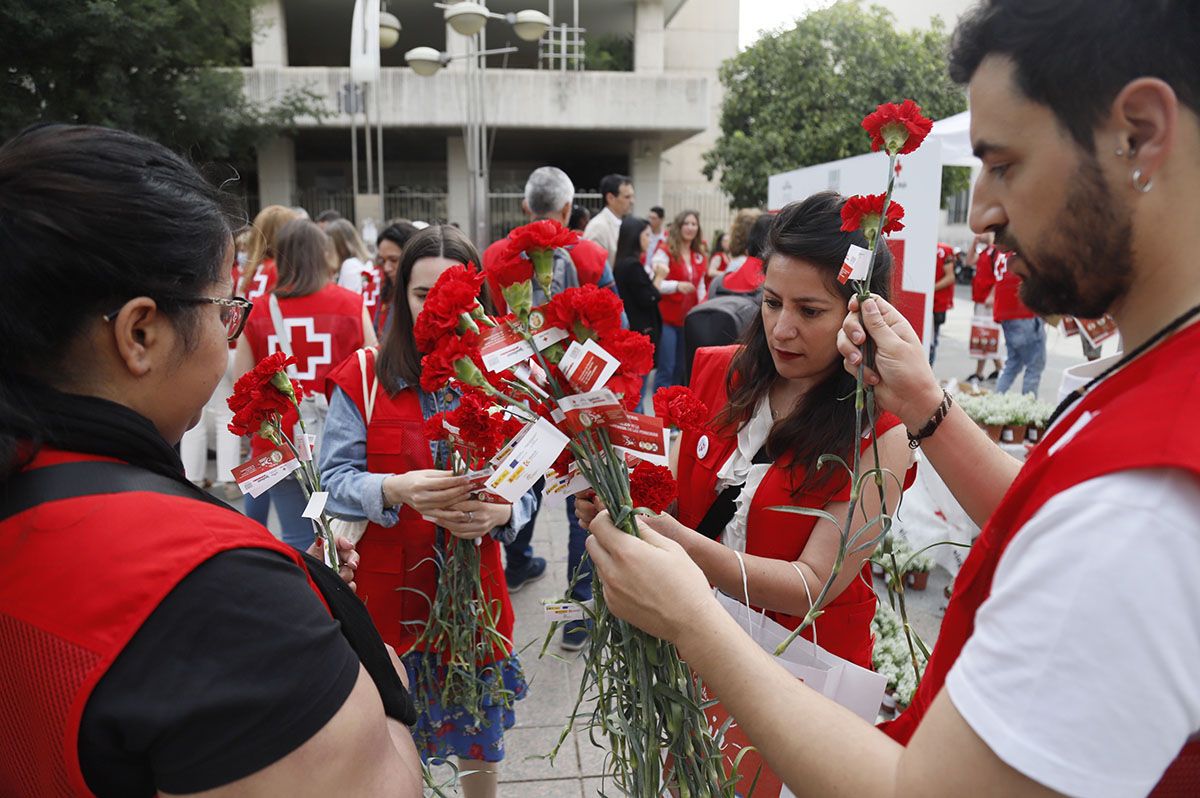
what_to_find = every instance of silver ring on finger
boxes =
[465,510,474,523]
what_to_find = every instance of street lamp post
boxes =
[350,0,399,226]
[406,4,550,247]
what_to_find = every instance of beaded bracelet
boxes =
[907,389,953,449]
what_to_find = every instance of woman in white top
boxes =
[327,219,372,293]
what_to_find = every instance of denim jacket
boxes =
[317,377,534,544]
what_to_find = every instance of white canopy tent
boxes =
[929,110,979,168]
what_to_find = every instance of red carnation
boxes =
[629,462,677,513]
[423,412,449,442]
[653,386,710,433]
[227,353,304,438]
[485,249,534,289]
[840,194,905,239]
[414,263,486,353]
[603,328,655,377]
[544,285,624,341]
[504,219,578,256]
[419,332,485,393]
[861,99,933,156]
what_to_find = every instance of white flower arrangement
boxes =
[953,389,1054,429]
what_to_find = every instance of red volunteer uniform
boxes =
[482,235,607,313]
[324,349,515,662]
[880,324,1200,795]
[933,243,956,314]
[0,449,324,798]
[360,262,383,321]
[242,283,365,453]
[972,246,1033,321]
[569,237,608,287]
[675,346,899,669]
[657,241,706,327]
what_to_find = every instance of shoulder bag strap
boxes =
[267,294,298,378]
[358,347,379,424]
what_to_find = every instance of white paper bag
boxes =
[714,590,887,724]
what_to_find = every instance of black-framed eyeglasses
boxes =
[103,296,254,342]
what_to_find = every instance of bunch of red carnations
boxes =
[227,352,340,569]
[414,220,736,797]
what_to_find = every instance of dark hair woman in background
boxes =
[0,124,420,796]
[612,215,664,411]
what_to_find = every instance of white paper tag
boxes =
[302,490,329,520]
[241,461,300,498]
[543,599,591,622]
[479,325,536,373]
[559,338,620,393]
[542,467,591,505]
[532,325,569,351]
[513,362,550,399]
[484,418,570,502]
[296,433,317,462]
[231,447,302,499]
[838,244,872,284]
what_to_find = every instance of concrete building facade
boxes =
[244,0,738,241]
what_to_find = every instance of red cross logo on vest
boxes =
[267,318,332,381]
[992,250,1010,282]
[361,266,381,311]
[247,271,270,303]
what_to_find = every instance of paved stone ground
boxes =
[219,284,1103,796]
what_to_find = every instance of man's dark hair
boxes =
[650,205,665,219]
[599,174,632,202]
[316,208,342,223]
[949,0,1200,149]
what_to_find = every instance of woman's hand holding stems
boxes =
[382,469,513,540]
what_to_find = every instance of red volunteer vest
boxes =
[933,243,955,314]
[570,238,609,287]
[360,263,383,318]
[676,346,903,669]
[229,258,278,350]
[243,283,366,454]
[971,247,1034,322]
[657,243,706,326]
[881,323,1200,795]
[0,450,322,798]
[325,350,515,663]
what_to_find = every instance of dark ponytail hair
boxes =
[0,124,238,476]
[715,191,893,495]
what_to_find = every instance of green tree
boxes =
[0,0,320,166]
[703,1,968,208]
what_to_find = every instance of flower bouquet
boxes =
[414,223,740,796]
[227,352,340,569]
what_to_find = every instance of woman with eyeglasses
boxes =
[236,218,377,550]
[0,124,421,796]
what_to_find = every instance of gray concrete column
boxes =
[251,0,288,67]
[256,136,296,209]
[630,138,663,210]
[634,0,665,74]
[446,136,470,229]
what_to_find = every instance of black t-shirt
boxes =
[78,548,360,797]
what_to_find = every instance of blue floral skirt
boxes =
[402,650,527,763]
